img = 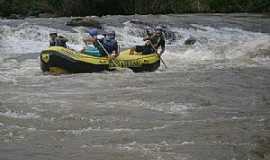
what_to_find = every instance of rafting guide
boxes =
[49,32,68,48]
[130,26,165,55]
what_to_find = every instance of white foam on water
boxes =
[1,24,52,54]
[231,116,248,120]
[0,23,84,54]
[1,21,269,65]
[57,123,169,135]
[0,110,40,119]
[27,127,37,132]
[101,23,270,71]
[181,141,195,145]
[105,23,145,48]
[0,20,269,82]
[0,57,41,84]
[127,100,194,114]
[146,102,193,114]
[165,25,270,64]
[116,141,194,160]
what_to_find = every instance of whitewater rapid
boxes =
[0,14,270,160]
[1,17,270,62]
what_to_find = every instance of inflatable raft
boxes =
[40,46,160,74]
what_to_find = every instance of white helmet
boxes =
[97,35,104,40]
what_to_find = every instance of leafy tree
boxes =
[0,0,270,17]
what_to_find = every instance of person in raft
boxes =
[82,28,118,58]
[130,26,165,55]
[49,32,68,48]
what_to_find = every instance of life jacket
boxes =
[103,38,117,54]
[93,40,106,56]
[84,46,102,57]
[55,36,68,48]
[150,33,165,49]
[50,39,56,46]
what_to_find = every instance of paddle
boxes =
[75,27,121,69]
[96,39,120,68]
[148,41,168,69]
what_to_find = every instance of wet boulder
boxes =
[130,20,177,42]
[38,13,56,18]
[130,20,151,26]
[250,49,270,58]
[162,28,177,42]
[7,14,24,19]
[184,37,197,45]
[26,10,41,17]
[66,17,102,28]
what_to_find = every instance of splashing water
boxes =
[0,15,270,160]
[1,20,269,64]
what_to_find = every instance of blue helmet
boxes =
[155,26,163,33]
[106,31,115,40]
[87,28,97,37]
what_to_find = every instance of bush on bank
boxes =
[0,0,269,18]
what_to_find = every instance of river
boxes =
[0,14,270,160]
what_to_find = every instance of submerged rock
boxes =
[27,10,41,17]
[38,13,56,18]
[66,17,102,28]
[184,37,197,45]
[250,49,270,58]
[130,19,177,41]
[130,20,151,26]
[7,14,24,19]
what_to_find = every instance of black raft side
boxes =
[40,51,161,73]
[40,51,108,73]
[130,60,160,72]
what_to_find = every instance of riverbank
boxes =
[1,0,270,17]
[1,13,270,33]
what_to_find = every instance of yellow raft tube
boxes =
[40,46,160,74]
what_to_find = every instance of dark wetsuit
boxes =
[49,39,56,46]
[93,38,118,57]
[49,36,68,48]
[135,33,165,55]
[103,38,118,54]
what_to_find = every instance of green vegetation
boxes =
[0,0,269,17]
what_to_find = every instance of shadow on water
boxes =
[250,134,270,159]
